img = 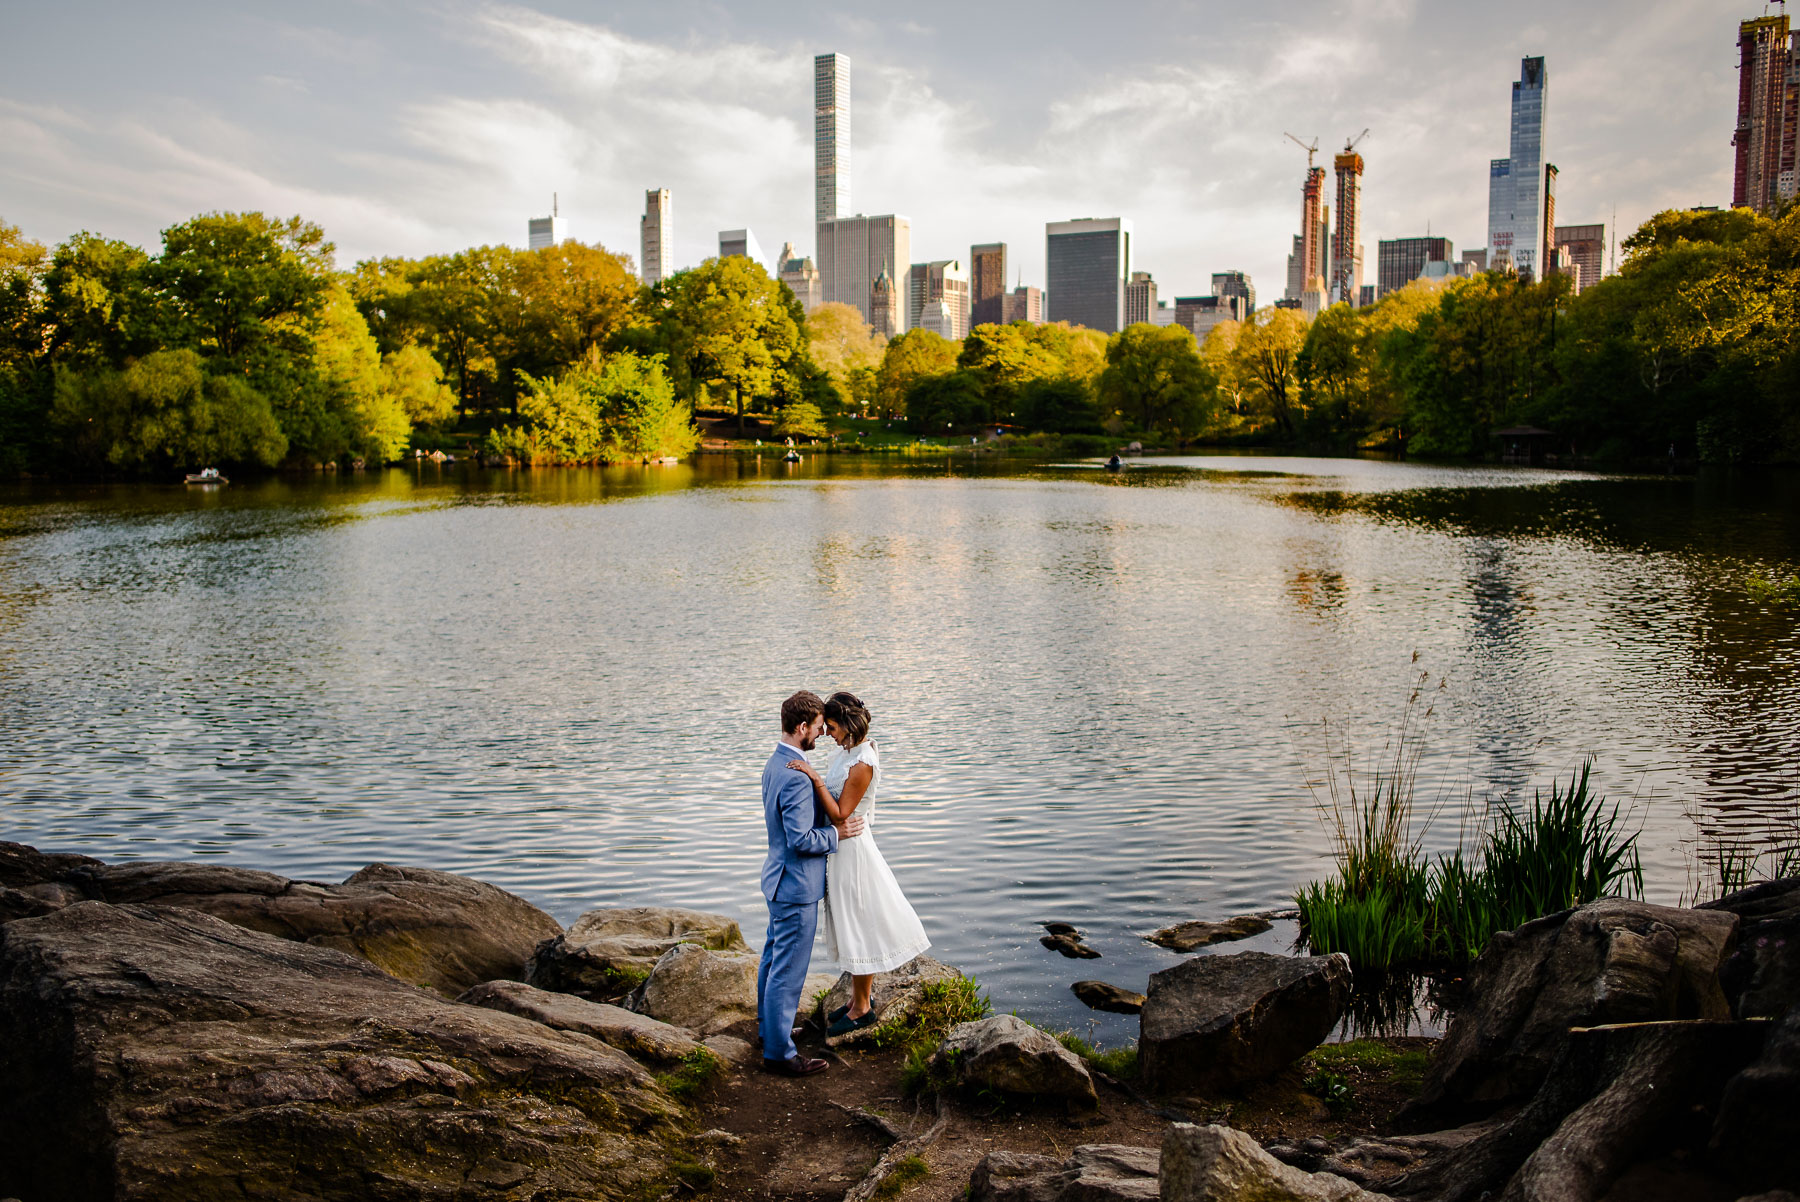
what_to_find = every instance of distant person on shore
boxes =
[789,691,931,1037]
[757,690,861,1077]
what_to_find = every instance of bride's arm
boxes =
[833,763,874,819]
[789,759,848,822]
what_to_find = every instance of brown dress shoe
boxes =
[761,1056,828,1077]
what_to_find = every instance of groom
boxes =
[757,690,862,1077]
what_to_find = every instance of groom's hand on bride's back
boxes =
[835,815,865,840]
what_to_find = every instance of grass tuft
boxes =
[873,1155,931,1198]
[875,977,992,1097]
[1052,1031,1140,1080]
[655,1047,725,1100]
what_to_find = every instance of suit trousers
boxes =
[756,896,818,1062]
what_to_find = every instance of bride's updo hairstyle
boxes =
[824,691,871,747]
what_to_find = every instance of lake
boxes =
[3,453,1797,1043]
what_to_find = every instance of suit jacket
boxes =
[760,742,839,904]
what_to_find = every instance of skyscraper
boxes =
[777,242,822,311]
[1553,224,1605,294]
[1487,56,1549,280]
[1212,271,1255,314]
[640,189,672,285]
[1376,237,1454,297]
[815,53,852,223]
[1001,286,1044,325]
[870,266,899,338]
[907,260,970,340]
[527,195,566,250]
[1332,147,1365,306]
[969,243,1008,327]
[1045,218,1131,333]
[1733,14,1799,212]
[1300,167,1327,297]
[1125,271,1157,326]
[818,215,911,330]
[718,229,766,268]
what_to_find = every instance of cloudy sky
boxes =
[1,0,1744,299]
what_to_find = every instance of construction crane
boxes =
[1343,128,1370,154]
[1284,132,1320,169]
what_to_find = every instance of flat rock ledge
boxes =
[1161,1123,1392,1201]
[0,841,562,997]
[968,1144,1159,1201]
[0,901,683,1202]
[458,978,704,1065]
[1140,951,1351,1095]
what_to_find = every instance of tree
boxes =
[958,323,1061,419]
[876,329,959,418]
[40,233,154,367]
[380,345,456,428]
[148,213,332,368]
[308,286,410,463]
[805,302,886,409]
[905,370,987,433]
[1098,323,1218,439]
[650,257,803,435]
[0,221,51,473]
[774,401,828,440]
[53,348,286,469]
[1232,307,1309,438]
[489,349,696,464]
[1016,376,1100,434]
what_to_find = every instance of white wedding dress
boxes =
[821,740,931,974]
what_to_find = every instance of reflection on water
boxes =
[1,454,1796,1042]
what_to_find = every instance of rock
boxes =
[1044,921,1081,936]
[1139,952,1351,1095]
[700,1034,757,1066]
[1699,877,1800,1019]
[818,953,965,1048]
[0,901,683,1202]
[0,841,103,893]
[1712,1003,1800,1192]
[1406,898,1739,1121]
[457,978,704,1065]
[630,942,760,1036]
[1734,1194,1800,1202]
[1159,1123,1393,1202]
[1042,932,1101,958]
[969,1144,1159,1201]
[1149,916,1274,953]
[933,1014,1097,1109]
[525,905,747,998]
[1072,980,1145,1014]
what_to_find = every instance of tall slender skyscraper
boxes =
[1487,56,1549,280]
[1332,147,1365,305]
[815,53,851,224]
[1734,14,1798,212]
[640,189,672,285]
[969,243,1008,327]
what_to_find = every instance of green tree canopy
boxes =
[649,256,803,435]
[1098,322,1218,439]
[876,328,959,418]
[53,348,286,469]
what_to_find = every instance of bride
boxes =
[789,691,930,1036]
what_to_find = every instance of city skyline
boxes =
[0,1,1739,306]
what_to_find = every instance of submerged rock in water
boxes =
[0,843,563,998]
[0,901,682,1202]
[933,1014,1098,1109]
[1042,932,1102,959]
[1406,898,1738,1122]
[458,978,704,1066]
[526,906,748,998]
[1072,979,1146,1014]
[1139,952,1351,1095]
[1147,915,1274,953]
[969,1144,1159,1201]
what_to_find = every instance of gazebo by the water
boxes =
[1492,426,1555,465]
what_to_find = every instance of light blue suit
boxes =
[756,741,839,1061]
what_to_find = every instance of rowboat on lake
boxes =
[184,468,227,486]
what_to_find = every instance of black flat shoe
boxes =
[827,1003,851,1025]
[762,1056,828,1077]
[826,1009,880,1037]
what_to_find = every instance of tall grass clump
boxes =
[1296,674,1643,970]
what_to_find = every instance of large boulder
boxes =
[816,952,964,1048]
[0,843,564,998]
[0,901,683,1202]
[525,906,747,997]
[1713,1002,1800,1191]
[629,941,760,1036]
[932,1014,1097,1109]
[1407,898,1738,1121]
[1139,952,1351,1095]
[1699,877,1800,1019]
[457,978,704,1066]
[1159,1124,1393,1202]
[969,1144,1159,1201]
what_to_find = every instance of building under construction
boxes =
[1734,13,1800,212]
[1332,134,1367,306]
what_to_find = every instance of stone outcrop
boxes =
[1160,1123,1392,1202]
[1699,877,1800,1019]
[0,843,563,997]
[1149,915,1274,953]
[525,905,747,997]
[1072,979,1146,1014]
[629,941,760,1036]
[0,901,683,1202]
[1139,952,1351,1095]
[1406,898,1739,1121]
[1712,1003,1800,1193]
[968,1144,1159,1201]
[457,978,704,1065]
[932,1014,1097,1109]
[818,953,965,1048]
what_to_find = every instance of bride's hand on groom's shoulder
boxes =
[787,758,821,782]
